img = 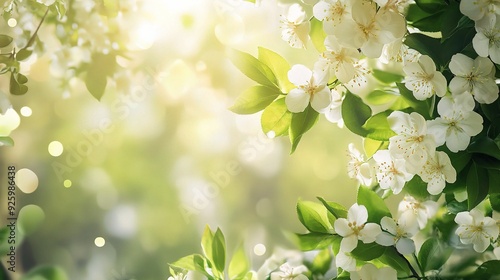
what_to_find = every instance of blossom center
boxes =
[348,221,365,235]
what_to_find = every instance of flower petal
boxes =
[288,64,312,86]
[285,89,310,113]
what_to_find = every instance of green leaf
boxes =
[341,91,371,137]
[317,197,347,219]
[378,246,412,276]
[395,83,430,118]
[85,53,116,100]
[261,98,292,137]
[372,70,403,84]
[469,137,500,160]
[357,186,391,223]
[201,225,214,264]
[0,35,13,48]
[474,260,500,278]
[444,148,472,173]
[169,254,210,277]
[310,248,333,275]
[289,106,319,153]
[16,49,32,61]
[404,176,430,200]
[296,200,332,233]
[363,110,397,141]
[489,169,500,194]
[292,232,340,251]
[310,18,326,53]
[418,237,453,271]
[18,205,45,236]
[212,228,226,274]
[0,137,14,146]
[481,99,500,126]
[467,162,490,210]
[229,49,278,89]
[440,2,465,40]
[10,73,28,95]
[411,11,443,32]
[0,227,9,256]
[415,0,446,13]
[441,27,476,65]
[363,138,387,158]
[230,85,281,114]
[229,244,250,280]
[365,90,398,105]
[490,193,500,212]
[404,33,443,67]
[445,193,468,214]
[21,266,68,280]
[350,241,386,261]
[258,47,294,93]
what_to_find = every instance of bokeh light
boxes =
[94,237,106,247]
[48,140,64,157]
[15,168,39,194]
[20,106,32,117]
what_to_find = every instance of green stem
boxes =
[24,7,49,49]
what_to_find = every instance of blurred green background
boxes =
[1,0,359,279]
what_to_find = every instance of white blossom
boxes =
[418,151,456,195]
[347,143,374,186]
[403,55,447,100]
[324,85,345,124]
[387,111,436,173]
[376,216,417,255]
[334,204,382,252]
[381,39,420,64]
[335,250,356,272]
[285,64,331,113]
[350,263,397,280]
[398,195,438,230]
[333,0,406,58]
[280,4,310,48]
[449,53,499,104]
[313,0,351,34]
[344,60,371,92]
[473,14,500,64]
[455,209,499,253]
[315,36,360,83]
[372,150,413,194]
[460,0,500,22]
[427,93,483,152]
[270,262,309,280]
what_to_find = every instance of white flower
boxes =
[335,251,356,272]
[280,4,310,48]
[403,55,447,100]
[376,216,417,255]
[460,0,500,22]
[315,36,360,83]
[373,150,413,194]
[0,107,20,137]
[455,209,499,252]
[449,53,499,104]
[270,262,308,280]
[473,15,500,64]
[381,39,420,64]
[334,203,382,252]
[324,86,345,124]
[418,151,456,195]
[313,0,351,34]
[350,263,397,280]
[387,111,436,173]
[285,64,331,113]
[398,195,438,230]
[333,1,406,58]
[344,60,370,92]
[427,93,483,152]
[374,0,411,14]
[347,143,374,186]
